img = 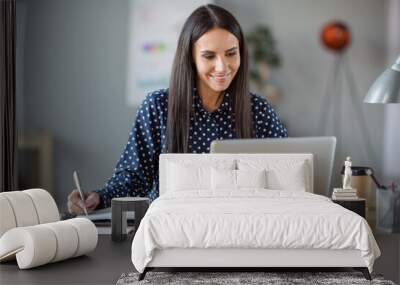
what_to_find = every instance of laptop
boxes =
[210,137,337,197]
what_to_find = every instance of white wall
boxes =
[18,0,136,207]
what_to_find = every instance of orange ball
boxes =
[320,21,350,52]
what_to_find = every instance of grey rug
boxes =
[117,271,396,285]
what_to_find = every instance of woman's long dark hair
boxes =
[166,4,252,153]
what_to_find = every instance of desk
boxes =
[0,235,133,285]
[1,234,398,285]
[373,233,400,284]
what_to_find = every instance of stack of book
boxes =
[332,188,358,200]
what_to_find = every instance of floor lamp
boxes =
[319,22,378,166]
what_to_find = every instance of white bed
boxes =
[131,154,380,280]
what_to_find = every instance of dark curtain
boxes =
[0,0,17,192]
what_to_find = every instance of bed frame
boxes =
[139,248,371,280]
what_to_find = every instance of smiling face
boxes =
[193,27,241,98]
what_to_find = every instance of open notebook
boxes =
[78,208,135,235]
[77,207,135,220]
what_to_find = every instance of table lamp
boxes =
[364,55,400,103]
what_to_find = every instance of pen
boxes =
[73,171,88,216]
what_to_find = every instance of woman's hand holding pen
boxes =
[67,190,100,215]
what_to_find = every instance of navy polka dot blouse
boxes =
[95,88,288,208]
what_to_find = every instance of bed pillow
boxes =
[166,159,235,192]
[238,159,310,192]
[266,161,307,191]
[211,168,267,190]
[167,162,210,191]
[211,168,236,190]
[236,169,267,189]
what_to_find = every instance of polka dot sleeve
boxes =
[251,94,288,138]
[94,93,162,208]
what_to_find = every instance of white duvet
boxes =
[131,190,380,273]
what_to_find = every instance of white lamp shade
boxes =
[364,56,400,104]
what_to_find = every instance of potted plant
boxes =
[247,26,282,105]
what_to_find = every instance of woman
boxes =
[68,4,288,214]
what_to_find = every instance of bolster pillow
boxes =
[0,189,59,237]
[0,218,98,269]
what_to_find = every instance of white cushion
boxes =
[42,221,79,262]
[0,189,60,238]
[0,196,16,237]
[167,162,210,191]
[66,218,98,257]
[211,169,267,191]
[166,159,235,192]
[24,189,59,224]
[0,226,57,268]
[211,168,236,190]
[0,218,97,269]
[237,169,267,189]
[238,159,310,191]
[267,162,307,191]
[0,191,40,227]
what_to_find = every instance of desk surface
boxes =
[1,234,399,285]
[0,235,133,285]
